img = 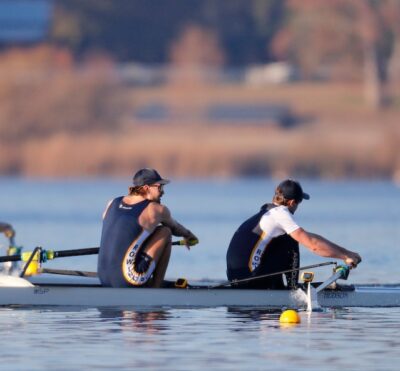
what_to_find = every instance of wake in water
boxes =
[290,287,323,312]
[290,288,308,306]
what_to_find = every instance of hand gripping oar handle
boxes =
[172,239,199,246]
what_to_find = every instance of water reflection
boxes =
[227,307,280,321]
[2,306,400,371]
[225,307,281,335]
[225,307,355,331]
[97,308,171,334]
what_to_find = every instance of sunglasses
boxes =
[149,184,164,192]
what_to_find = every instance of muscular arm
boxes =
[160,207,197,240]
[143,203,197,241]
[290,228,362,266]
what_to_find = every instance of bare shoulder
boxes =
[146,202,171,220]
[102,199,114,219]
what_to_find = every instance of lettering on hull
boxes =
[34,287,50,295]
[322,291,349,300]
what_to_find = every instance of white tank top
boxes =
[248,205,300,272]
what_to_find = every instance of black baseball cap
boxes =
[276,179,310,201]
[133,168,170,186]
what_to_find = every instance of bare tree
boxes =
[168,23,225,84]
[273,0,400,109]
[354,0,390,108]
[385,0,400,85]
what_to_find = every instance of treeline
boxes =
[51,0,284,66]
[1,0,400,178]
[49,0,400,109]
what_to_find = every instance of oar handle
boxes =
[334,264,350,279]
[172,239,199,246]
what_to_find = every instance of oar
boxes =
[172,238,198,246]
[209,261,337,289]
[40,268,98,278]
[0,247,100,264]
[0,239,199,264]
[315,265,350,293]
[305,265,351,311]
[172,238,199,248]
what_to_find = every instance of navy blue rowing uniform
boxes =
[226,204,299,289]
[97,197,155,287]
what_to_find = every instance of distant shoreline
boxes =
[1,79,399,180]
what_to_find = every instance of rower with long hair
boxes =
[98,168,198,288]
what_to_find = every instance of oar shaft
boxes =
[316,265,350,292]
[0,239,194,264]
[0,247,100,263]
[0,255,20,263]
[172,239,199,246]
[210,261,337,288]
[52,247,99,258]
[40,268,98,277]
[50,240,194,257]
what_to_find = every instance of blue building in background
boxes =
[0,0,52,43]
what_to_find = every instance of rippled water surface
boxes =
[0,178,399,370]
[0,307,399,371]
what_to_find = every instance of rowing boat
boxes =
[0,275,399,308]
[0,245,399,309]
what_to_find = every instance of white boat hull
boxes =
[1,284,399,308]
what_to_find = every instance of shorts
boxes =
[227,234,300,290]
[125,251,156,286]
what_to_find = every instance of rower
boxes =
[0,222,21,275]
[97,168,199,288]
[226,179,362,289]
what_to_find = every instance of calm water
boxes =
[0,177,399,371]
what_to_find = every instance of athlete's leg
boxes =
[142,226,172,288]
[151,236,171,288]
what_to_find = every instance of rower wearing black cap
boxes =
[226,179,362,289]
[98,168,198,288]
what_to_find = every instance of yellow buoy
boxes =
[279,309,301,324]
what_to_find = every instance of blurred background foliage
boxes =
[0,0,399,179]
[51,0,284,66]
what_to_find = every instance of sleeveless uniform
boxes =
[226,204,300,289]
[97,197,156,287]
